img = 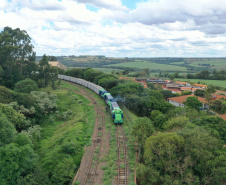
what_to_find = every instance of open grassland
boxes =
[94,68,123,73]
[37,84,96,184]
[185,58,226,70]
[108,62,188,71]
[176,78,226,88]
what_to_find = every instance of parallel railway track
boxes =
[115,126,129,185]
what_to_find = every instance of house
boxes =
[193,84,207,89]
[49,61,66,70]
[175,81,191,86]
[167,95,207,109]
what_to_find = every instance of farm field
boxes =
[94,67,122,73]
[107,62,188,71]
[185,58,226,70]
[176,78,226,88]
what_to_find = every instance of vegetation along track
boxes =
[115,126,129,185]
[61,81,106,185]
[61,81,133,185]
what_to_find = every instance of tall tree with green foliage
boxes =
[0,27,36,88]
[37,54,50,87]
[204,85,216,114]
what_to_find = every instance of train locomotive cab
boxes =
[109,101,124,124]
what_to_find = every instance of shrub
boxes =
[14,78,39,93]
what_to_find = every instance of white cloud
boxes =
[74,0,128,10]
[0,0,226,57]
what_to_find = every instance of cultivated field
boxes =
[176,78,226,88]
[107,62,188,71]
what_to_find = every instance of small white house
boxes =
[168,95,208,109]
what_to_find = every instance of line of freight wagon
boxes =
[58,75,124,124]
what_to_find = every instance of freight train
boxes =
[58,75,124,124]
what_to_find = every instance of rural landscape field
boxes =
[1,0,226,185]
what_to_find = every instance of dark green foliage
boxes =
[0,27,36,88]
[0,111,16,147]
[0,136,38,184]
[0,85,13,103]
[65,68,85,78]
[138,126,225,185]
[183,96,203,112]
[14,78,39,93]
[111,81,144,97]
[160,90,174,99]
[166,107,201,122]
[194,89,205,97]
[152,113,168,129]
[193,116,226,142]
[163,116,189,130]
[0,103,28,131]
[132,117,155,147]
[51,157,75,184]
[181,90,192,95]
[211,98,226,114]
[84,68,102,82]
[147,82,156,90]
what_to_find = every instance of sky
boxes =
[0,0,226,57]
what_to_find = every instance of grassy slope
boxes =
[37,85,96,183]
[108,62,187,71]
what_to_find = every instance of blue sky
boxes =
[0,0,226,57]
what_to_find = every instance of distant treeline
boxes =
[182,69,226,80]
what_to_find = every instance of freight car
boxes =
[58,75,123,124]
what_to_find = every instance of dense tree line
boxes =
[0,27,62,184]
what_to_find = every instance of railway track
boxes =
[115,126,129,185]
[62,82,105,185]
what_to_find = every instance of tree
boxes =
[0,140,38,184]
[14,78,39,93]
[0,85,14,103]
[132,117,155,149]
[160,90,174,99]
[194,89,205,97]
[183,96,202,112]
[139,132,186,184]
[193,116,226,142]
[211,98,226,114]
[0,27,36,88]
[37,54,51,87]
[163,116,189,130]
[204,85,216,114]
[0,103,29,131]
[51,157,74,184]
[181,91,192,96]
[0,111,16,147]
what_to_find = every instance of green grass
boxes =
[185,58,226,70]
[37,87,96,184]
[175,78,226,88]
[60,81,80,91]
[107,62,188,71]
[94,68,123,73]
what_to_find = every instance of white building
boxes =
[168,95,208,109]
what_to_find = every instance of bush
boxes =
[0,85,13,103]
[14,78,39,93]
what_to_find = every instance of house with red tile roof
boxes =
[218,114,226,121]
[168,95,207,109]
